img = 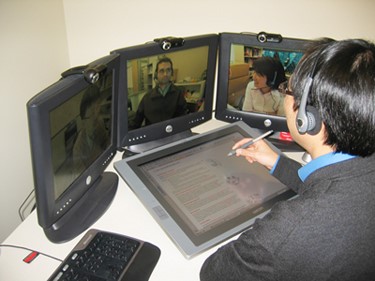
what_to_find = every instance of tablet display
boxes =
[115,121,296,258]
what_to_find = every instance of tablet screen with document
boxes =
[114,121,296,258]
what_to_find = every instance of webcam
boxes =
[83,64,107,84]
[61,64,107,84]
[154,36,185,50]
[257,32,283,43]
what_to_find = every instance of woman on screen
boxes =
[242,56,286,116]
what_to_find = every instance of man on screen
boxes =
[129,57,188,129]
[200,38,375,280]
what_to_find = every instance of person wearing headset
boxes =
[200,38,375,280]
[242,56,287,116]
[129,57,187,129]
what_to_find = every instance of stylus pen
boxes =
[227,130,274,157]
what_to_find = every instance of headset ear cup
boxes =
[306,105,322,135]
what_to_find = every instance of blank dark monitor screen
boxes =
[112,34,218,153]
[215,32,310,146]
[50,74,112,200]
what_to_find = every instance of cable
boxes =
[18,189,35,221]
[0,244,63,262]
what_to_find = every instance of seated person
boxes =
[200,38,375,281]
[242,56,286,115]
[129,57,188,129]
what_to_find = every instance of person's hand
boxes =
[232,138,279,170]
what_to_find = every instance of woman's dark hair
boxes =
[291,38,375,156]
[252,56,286,89]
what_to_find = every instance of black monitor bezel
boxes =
[112,34,219,149]
[27,54,120,232]
[215,32,310,132]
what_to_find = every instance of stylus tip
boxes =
[227,151,235,157]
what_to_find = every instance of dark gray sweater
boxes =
[200,154,375,281]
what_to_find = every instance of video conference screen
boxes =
[126,46,210,130]
[227,43,303,116]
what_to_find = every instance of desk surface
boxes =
[0,119,304,281]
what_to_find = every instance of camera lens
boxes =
[257,33,267,43]
[162,41,172,50]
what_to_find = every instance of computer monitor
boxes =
[114,121,296,258]
[215,32,311,151]
[112,34,218,155]
[27,54,120,243]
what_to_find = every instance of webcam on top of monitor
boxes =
[154,36,185,50]
[61,64,107,84]
[257,31,283,43]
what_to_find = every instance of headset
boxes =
[267,58,285,88]
[267,71,278,88]
[296,53,322,135]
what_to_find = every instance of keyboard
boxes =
[48,229,161,281]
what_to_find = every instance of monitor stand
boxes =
[122,130,195,158]
[44,172,118,243]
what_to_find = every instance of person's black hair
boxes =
[291,38,375,156]
[252,56,286,89]
[80,85,101,119]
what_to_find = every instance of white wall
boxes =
[0,0,69,242]
[63,0,375,65]
[1,0,375,242]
